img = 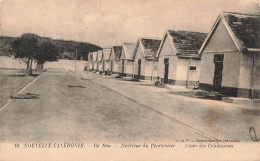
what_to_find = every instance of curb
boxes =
[0,70,46,111]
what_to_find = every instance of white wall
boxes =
[133,45,145,76]
[109,60,112,71]
[113,60,120,73]
[239,53,260,90]
[125,61,134,75]
[176,58,200,82]
[158,55,178,80]
[0,56,37,69]
[144,60,158,77]
[222,52,241,88]
[119,59,123,74]
[160,34,175,57]
[204,20,237,52]
[89,61,93,69]
[157,33,178,81]
[158,56,165,79]
[93,62,97,70]
[200,53,215,85]
[200,51,240,88]
[103,60,110,71]
[44,59,87,71]
[98,61,103,71]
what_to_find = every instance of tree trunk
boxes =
[36,62,39,72]
[26,58,31,76]
[29,59,33,76]
[36,62,43,72]
[26,58,30,69]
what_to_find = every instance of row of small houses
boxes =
[86,12,260,99]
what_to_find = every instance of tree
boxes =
[77,43,87,60]
[12,33,59,74]
[35,41,59,71]
[12,33,39,75]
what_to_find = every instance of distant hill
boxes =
[0,36,16,56]
[0,35,102,61]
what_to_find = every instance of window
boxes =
[190,66,197,71]
[214,54,224,63]
[164,58,169,64]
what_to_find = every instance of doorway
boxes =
[138,59,141,79]
[213,54,224,91]
[164,58,169,83]
[122,60,125,76]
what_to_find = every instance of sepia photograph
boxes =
[0,0,259,160]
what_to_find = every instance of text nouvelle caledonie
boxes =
[20,138,239,149]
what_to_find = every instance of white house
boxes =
[87,52,93,71]
[109,46,122,74]
[133,38,161,80]
[97,50,103,72]
[119,43,136,77]
[157,30,207,87]
[92,51,98,72]
[199,12,260,98]
[102,48,112,72]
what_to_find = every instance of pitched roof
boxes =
[133,38,161,60]
[168,30,207,56]
[199,12,259,54]
[142,38,162,59]
[112,46,122,60]
[223,12,259,49]
[102,48,111,61]
[97,50,103,62]
[121,43,136,60]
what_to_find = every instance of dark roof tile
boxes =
[141,38,161,59]
[168,30,207,55]
[223,12,259,49]
[113,46,122,60]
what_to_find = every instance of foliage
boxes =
[12,33,59,74]
[77,42,90,60]
[0,36,16,56]
[1,35,102,60]
[12,33,39,60]
[35,41,59,63]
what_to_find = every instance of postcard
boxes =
[0,0,259,160]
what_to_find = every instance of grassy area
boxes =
[0,69,35,107]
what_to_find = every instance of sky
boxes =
[0,0,259,47]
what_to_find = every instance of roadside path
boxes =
[78,71,260,142]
